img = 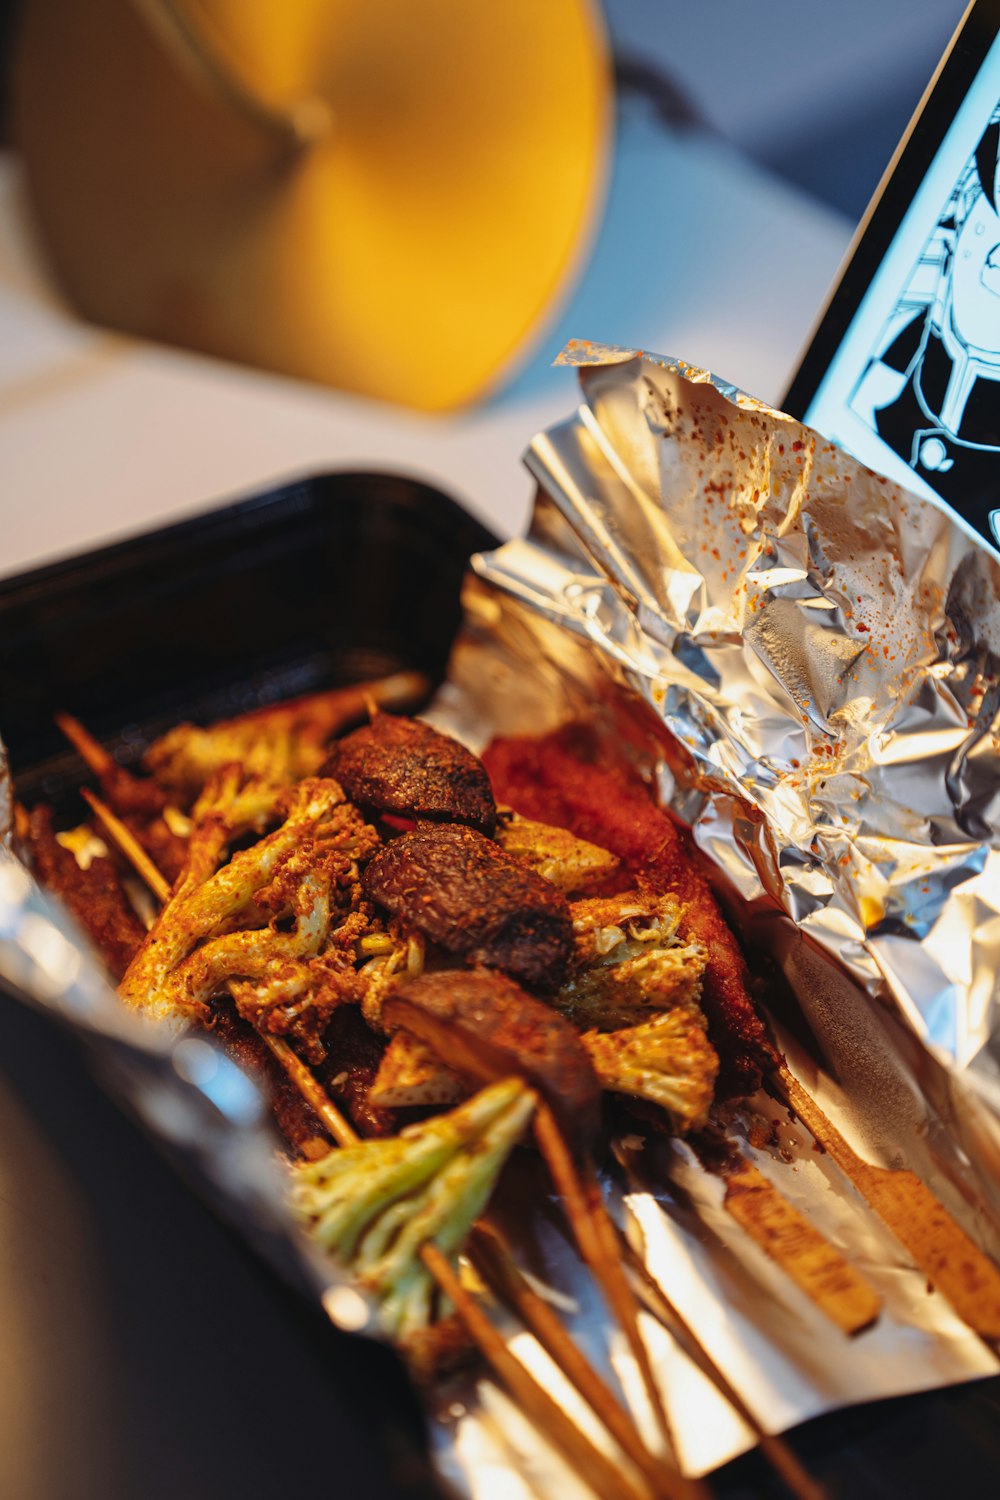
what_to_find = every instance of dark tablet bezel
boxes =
[783,0,1000,423]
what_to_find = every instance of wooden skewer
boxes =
[81,789,172,901]
[253,1047,674,1499]
[421,1243,655,1500]
[84,800,687,1498]
[268,1047,660,1499]
[721,1160,881,1335]
[774,1063,1000,1339]
[533,1103,687,1480]
[469,1222,692,1498]
[285,1066,684,1499]
[209,671,430,735]
[55,711,121,782]
[277,1065,660,1500]
[265,1032,359,1150]
[610,1211,828,1500]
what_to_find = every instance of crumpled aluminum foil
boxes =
[429,341,1000,1482]
[463,342,1000,1163]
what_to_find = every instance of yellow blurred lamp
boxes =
[12,0,611,411]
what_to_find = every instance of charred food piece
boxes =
[484,730,777,1097]
[363,823,574,991]
[23,804,146,980]
[383,969,601,1151]
[323,715,496,834]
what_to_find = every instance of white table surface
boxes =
[0,113,850,576]
[0,117,851,1500]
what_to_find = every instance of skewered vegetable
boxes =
[363,822,574,991]
[495,808,620,892]
[323,712,497,833]
[119,777,379,1037]
[293,1077,535,1344]
[582,1007,717,1133]
[382,968,602,1151]
[562,890,708,1029]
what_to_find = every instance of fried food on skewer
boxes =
[119,777,378,1037]
[383,968,603,1152]
[381,966,679,1456]
[177,767,284,897]
[21,803,146,980]
[563,891,708,1028]
[322,712,497,834]
[55,711,168,819]
[294,1077,536,1344]
[368,1031,465,1109]
[558,889,717,1134]
[145,672,428,800]
[368,887,720,1135]
[495,808,620,892]
[583,1010,718,1134]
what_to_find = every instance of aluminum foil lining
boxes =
[427,341,1000,1485]
[466,342,1000,1133]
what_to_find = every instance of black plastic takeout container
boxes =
[0,471,494,1500]
[3,470,1000,1499]
[0,470,496,811]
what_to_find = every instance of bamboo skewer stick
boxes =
[773,1063,1000,1339]
[420,1244,654,1500]
[84,793,692,1500]
[469,1222,692,1498]
[200,671,430,735]
[81,789,172,900]
[54,712,123,783]
[611,1220,828,1500]
[258,1048,681,1499]
[533,1102,684,1475]
[288,1074,682,1500]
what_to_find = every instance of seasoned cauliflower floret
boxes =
[560,890,707,1029]
[561,889,718,1133]
[495,810,620,894]
[582,1004,718,1133]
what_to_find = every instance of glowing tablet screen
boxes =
[788,7,1000,549]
